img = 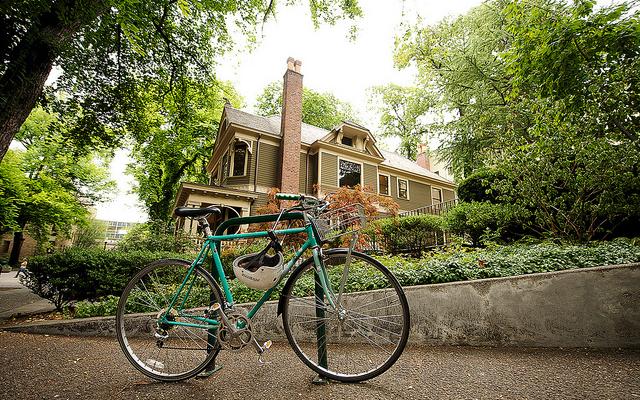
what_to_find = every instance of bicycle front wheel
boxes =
[281,249,410,382]
[116,259,224,381]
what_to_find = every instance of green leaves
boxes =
[0,107,114,252]
[255,81,358,130]
[392,0,640,241]
[368,84,434,160]
[127,78,242,223]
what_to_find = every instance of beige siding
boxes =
[408,180,431,209]
[256,142,280,189]
[390,175,433,211]
[443,188,456,202]
[321,153,338,188]
[251,193,270,215]
[363,163,377,192]
[299,155,307,193]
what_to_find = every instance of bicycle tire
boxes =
[281,249,410,382]
[116,259,224,382]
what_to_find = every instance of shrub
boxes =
[375,237,640,286]
[64,238,640,318]
[117,221,195,253]
[457,168,506,203]
[367,214,445,255]
[23,248,187,311]
[444,201,529,246]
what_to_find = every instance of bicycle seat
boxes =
[174,205,221,218]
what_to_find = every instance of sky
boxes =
[94,0,485,223]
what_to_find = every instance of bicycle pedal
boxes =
[211,303,221,311]
[263,340,272,350]
[257,354,272,366]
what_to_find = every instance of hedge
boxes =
[71,238,640,318]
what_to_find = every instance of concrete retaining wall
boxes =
[4,263,640,348]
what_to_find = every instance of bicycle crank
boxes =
[215,308,253,352]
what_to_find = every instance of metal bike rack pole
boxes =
[312,269,329,384]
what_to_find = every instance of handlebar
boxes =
[275,193,329,214]
[275,193,301,201]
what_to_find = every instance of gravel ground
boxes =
[1,331,639,400]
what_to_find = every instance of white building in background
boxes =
[101,220,139,249]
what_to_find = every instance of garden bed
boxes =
[64,238,640,318]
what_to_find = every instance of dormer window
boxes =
[342,136,353,147]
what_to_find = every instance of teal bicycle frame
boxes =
[159,211,336,330]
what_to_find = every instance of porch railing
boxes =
[399,198,458,217]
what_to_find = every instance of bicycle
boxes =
[116,193,410,382]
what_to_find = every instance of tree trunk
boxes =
[8,230,25,268]
[0,1,103,161]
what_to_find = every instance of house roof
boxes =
[225,106,328,145]
[224,105,454,185]
[380,149,453,184]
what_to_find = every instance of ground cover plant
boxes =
[69,237,640,317]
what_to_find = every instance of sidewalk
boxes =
[0,271,56,321]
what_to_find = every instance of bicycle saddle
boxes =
[174,205,221,218]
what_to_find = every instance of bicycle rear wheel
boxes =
[281,249,410,382]
[116,259,224,381]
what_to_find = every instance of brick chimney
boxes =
[416,142,430,170]
[279,57,303,193]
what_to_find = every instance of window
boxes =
[338,159,361,187]
[432,188,442,205]
[378,174,389,195]
[230,141,248,176]
[397,178,408,200]
[342,136,353,147]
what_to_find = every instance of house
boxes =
[173,58,456,236]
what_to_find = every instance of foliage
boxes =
[127,79,242,223]
[393,0,640,241]
[444,201,529,246]
[255,81,359,130]
[68,238,640,317]
[326,185,399,217]
[456,168,506,203]
[0,151,27,233]
[378,238,640,286]
[22,248,185,311]
[117,221,195,253]
[366,214,444,255]
[368,84,435,160]
[0,107,114,264]
[395,1,513,177]
[0,0,362,161]
[71,218,108,249]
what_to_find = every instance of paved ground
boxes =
[1,331,638,400]
[0,272,56,321]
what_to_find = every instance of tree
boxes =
[368,84,434,160]
[395,2,515,177]
[127,79,242,224]
[255,81,358,130]
[0,0,363,162]
[72,218,107,249]
[394,0,640,241]
[0,107,114,265]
